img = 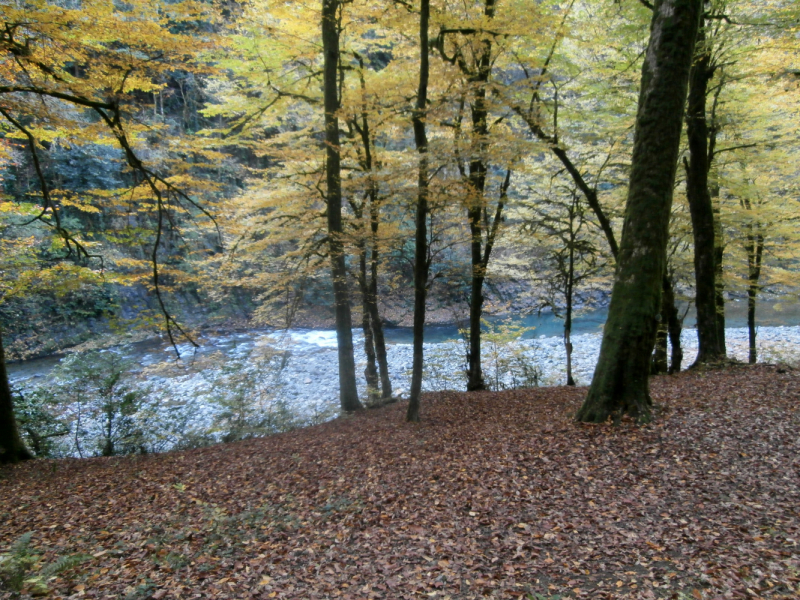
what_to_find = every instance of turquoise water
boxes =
[382,298,800,344]
[8,298,798,381]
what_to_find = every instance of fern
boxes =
[40,553,91,577]
[0,532,38,591]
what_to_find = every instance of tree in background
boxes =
[406,0,432,423]
[0,0,218,461]
[525,184,608,386]
[322,0,362,411]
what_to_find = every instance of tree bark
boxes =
[685,24,724,365]
[651,308,669,375]
[322,0,361,412]
[355,61,393,402]
[367,220,392,400]
[406,0,431,423]
[746,220,764,365]
[0,328,33,464]
[461,0,499,392]
[653,274,683,374]
[576,0,702,423]
[713,198,727,353]
[357,241,380,402]
[663,274,684,373]
[565,219,576,386]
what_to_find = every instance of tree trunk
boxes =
[651,315,669,375]
[576,0,702,424]
[353,58,393,402]
[358,242,380,403]
[663,275,684,373]
[367,227,392,400]
[747,283,757,365]
[366,252,392,400]
[651,325,668,374]
[464,0,498,392]
[685,25,724,365]
[746,222,764,365]
[652,274,682,374]
[0,328,33,464]
[565,226,576,386]
[322,0,361,412]
[713,198,727,353]
[406,0,431,423]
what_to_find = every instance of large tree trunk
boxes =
[685,25,724,365]
[322,0,361,412]
[0,328,32,464]
[406,0,431,423]
[576,0,702,424]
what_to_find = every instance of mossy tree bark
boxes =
[406,0,431,423]
[576,0,702,423]
[0,328,32,464]
[323,0,361,412]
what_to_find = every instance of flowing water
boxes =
[8,298,800,382]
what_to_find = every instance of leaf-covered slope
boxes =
[1,365,798,599]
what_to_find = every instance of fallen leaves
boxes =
[1,364,799,599]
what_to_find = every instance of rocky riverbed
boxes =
[10,325,798,456]
[116,324,800,427]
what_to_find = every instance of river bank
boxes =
[9,324,797,455]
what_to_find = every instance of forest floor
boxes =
[1,364,799,600]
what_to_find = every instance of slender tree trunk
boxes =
[653,274,682,374]
[366,237,392,400]
[577,0,702,423]
[746,224,764,365]
[663,275,684,373]
[747,283,757,365]
[651,304,669,375]
[565,226,576,386]
[713,198,727,353]
[406,0,431,423]
[322,0,361,412]
[464,0,498,392]
[467,265,486,391]
[651,323,668,374]
[0,328,32,464]
[685,25,724,365]
[367,254,392,401]
[358,241,380,402]
[352,59,393,401]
